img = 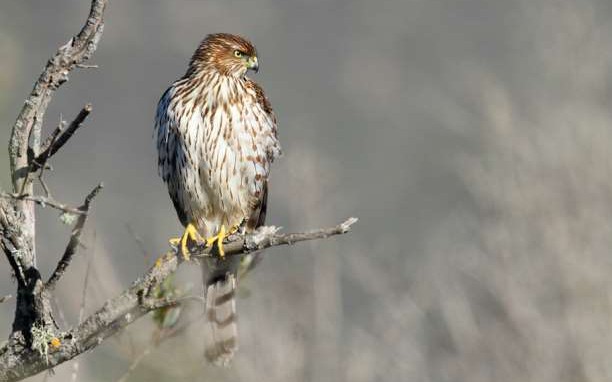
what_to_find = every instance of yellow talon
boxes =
[169,223,204,261]
[206,224,238,258]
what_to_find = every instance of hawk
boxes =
[154,33,281,365]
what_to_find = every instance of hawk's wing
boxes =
[246,79,280,159]
[240,79,279,275]
[154,84,190,227]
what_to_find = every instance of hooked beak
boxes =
[248,56,259,73]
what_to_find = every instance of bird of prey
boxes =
[154,33,281,365]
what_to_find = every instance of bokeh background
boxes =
[2,0,612,381]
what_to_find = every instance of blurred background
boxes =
[2,0,612,381]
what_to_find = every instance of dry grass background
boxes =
[2,0,612,381]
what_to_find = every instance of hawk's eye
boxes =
[233,50,243,58]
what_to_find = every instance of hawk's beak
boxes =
[248,56,259,73]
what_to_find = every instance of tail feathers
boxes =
[205,273,238,366]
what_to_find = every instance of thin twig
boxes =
[32,104,93,172]
[40,115,65,156]
[0,295,12,304]
[38,116,65,198]
[192,217,359,259]
[140,295,205,311]
[75,64,99,69]
[45,184,103,291]
[0,193,86,215]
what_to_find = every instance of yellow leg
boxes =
[169,223,204,261]
[205,224,239,258]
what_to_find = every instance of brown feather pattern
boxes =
[154,33,281,365]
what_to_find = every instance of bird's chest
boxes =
[187,94,271,221]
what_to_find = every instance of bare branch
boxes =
[0,218,356,380]
[192,217,359,259]
[0,295,12,304]
[0,201,27,287]
[75,64,99,69]
[3,0,108,316]
[45,184,103,291]
[0,193,86,216]
[31,105,92,172]
[40,115,65,157]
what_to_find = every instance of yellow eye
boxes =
[234,50,243,58]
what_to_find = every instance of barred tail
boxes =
[204,273,238,366]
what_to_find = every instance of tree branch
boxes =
[8,0,106,269]
[31,104,92,172]
[0,219,357,381]
[191,217,359,259]
[1,3,107,380]
[0,201,27,288]
[0,194,87,216]
[45,184,103,291]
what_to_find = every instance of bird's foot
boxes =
[169,223,205,261]
[206,225,239,258]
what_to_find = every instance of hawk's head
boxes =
[189,33,259,77]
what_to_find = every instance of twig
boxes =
[38,116,64,198]
[0,193,86,216]
[192,217,359,259]
[40,115,65,156]
[0,295,12,304]
[31,105,93,172]
[75,64,99,69]
[45,184,103,291]
[140,295,205,311]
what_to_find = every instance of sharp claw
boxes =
[170,223,205,262]
[206,225,231,259]
[218,225,226,258]
[181,236,190,261]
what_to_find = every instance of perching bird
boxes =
[154,33,281,365]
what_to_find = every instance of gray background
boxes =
[1,0,612,381]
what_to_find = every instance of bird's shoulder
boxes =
[244,78,277,125]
